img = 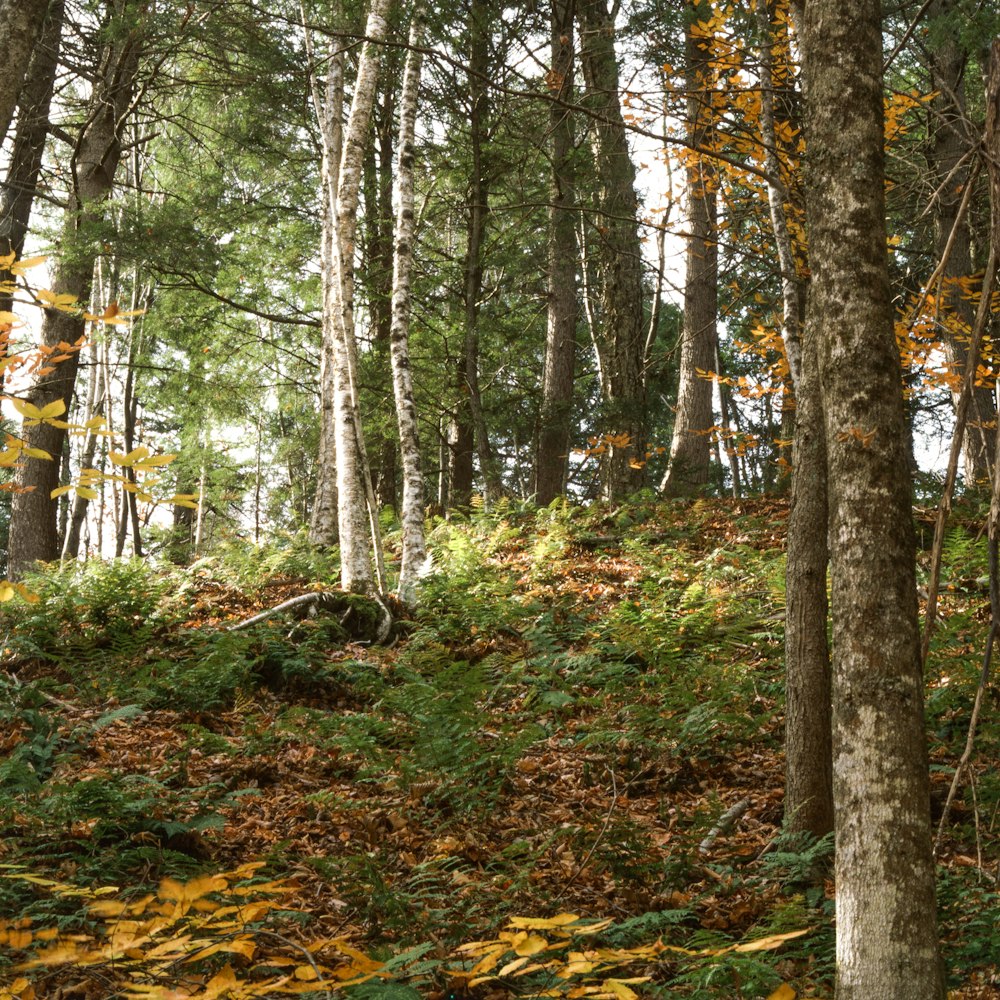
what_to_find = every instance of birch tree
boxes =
[802,0,944,992]
[388,1,428,605]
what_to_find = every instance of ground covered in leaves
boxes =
[0,497,998,998]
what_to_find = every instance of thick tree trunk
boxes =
[0,0,63,313]
[763,0,834,837]
[802,0,944,994]
[578,0,647,499]
[8,7,142,579]
[0,0,51,149]
[389,2,428,605]
[535,0,578,506]
[662,0,718,497]
[927,0,994,485]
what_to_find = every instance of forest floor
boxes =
[1,497,998,999]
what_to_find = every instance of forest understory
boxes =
[0,498,998,999]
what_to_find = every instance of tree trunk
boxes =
[927,0,994,485]
[0,0,63,312]
[329,0,392,593]
[762,0,834,838]
[802,0,944,993]
[661,0,718,497]
[0,0,51,149]
[461,0,502,505]
[7,5,142,579]
[307,23,344,548]
[578,0,647,500]
[535,0,578,506]
[389,1,428,605]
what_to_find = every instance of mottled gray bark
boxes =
[803,0,944,994]
[769,0,833,838]
[389,3,427,605]
[535,0,578,506]
[662,0,718,498]
[0,0,51,149]
[8,6,142,579]
[578,0,647,499]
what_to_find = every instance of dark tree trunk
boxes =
[535,0,578,506]
[578,0,647,499]
[8,9,142,579]
[662,0,718,497]
[0,0,51,148]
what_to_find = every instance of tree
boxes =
[661,0,719,497]
[534,0,578,506]
[800,0,944,992]
[8,0,144,579]
[578,0,647,499]
[389,0,429,604]
[0,0,51,149]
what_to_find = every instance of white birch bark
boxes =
[389,3,428,605]
[330,0,391,593]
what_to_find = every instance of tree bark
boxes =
[307,19,344,548]
[0,0,63,314]
[8,4,142,579]
[535,0,579,506]
[661,0,718,497]
[0,0,51,149]
[764,0,834,838]
[802,0,944,993]
[389,2,428,606]
[330,0,392,593]
[926,0,994,485]
[578,0,647,500]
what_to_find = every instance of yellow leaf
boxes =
[767,985,797,1000]
[9,399,43,420]
[50,485,73,499]
[21,448,51,460]
[11,255,47,274]
[606,980,641,1000]
[0,311,18,326]
[498,956,530,976]
[37,399,66,420]
[507,914,581,930]
[734,928,810,953]
[513,934,548,957]
[0,584,15,603]
[75,486,99,501]
[294,966,319,981]
[134,453,176,468]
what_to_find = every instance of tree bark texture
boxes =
[802,0,944,994]
[0,0,63,314]
[771,0,833,838]
[535,0,579,506]
[307,21,344,548]
[389,2,428,605]
[330,0,392,593]
[0,0,51,149]
[661,0,718,498]
[8,5,142,579]
[578,0,647,499]
[926,0,995,485]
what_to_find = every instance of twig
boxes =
[698,798,751,856]
[552,769,620,902]
[228,593,326,631]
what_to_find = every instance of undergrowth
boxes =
[0,499,996,996]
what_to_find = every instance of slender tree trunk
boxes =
[459,0,503,505]
[535,0,578,506]
[330,0,392,592]
[927,0,994,485]
[0,0,51,149]
[389,2,428,605]
[765,0,834,838]
[0,0,63,312]
[578,0,647,499]
[803,0,944,993]
[307,20,344,547]
[7,6,142,579]
[662,0,718,497]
